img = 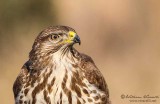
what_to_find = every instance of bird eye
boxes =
[51,34,59,40]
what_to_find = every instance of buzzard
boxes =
[13,26,110,104]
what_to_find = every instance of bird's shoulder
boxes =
[78,53,108,93]
[13,61,31,98]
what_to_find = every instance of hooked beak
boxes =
[66,31,81,45]
[73,35,81,45]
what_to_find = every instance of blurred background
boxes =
[0,0,160,104]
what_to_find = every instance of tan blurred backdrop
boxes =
[0,0,160,104]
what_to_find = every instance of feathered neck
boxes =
[51,47,81,65]
[29,46,80,70]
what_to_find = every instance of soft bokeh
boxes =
[0,0,160,104]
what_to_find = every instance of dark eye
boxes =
[51,34,59,40]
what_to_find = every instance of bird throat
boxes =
[29,46,80,70]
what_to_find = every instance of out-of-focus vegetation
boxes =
[0,0,57,54]
[0,0,160,104]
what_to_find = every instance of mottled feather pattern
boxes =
[13,26,110,104]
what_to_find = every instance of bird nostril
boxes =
[70,34,73,37]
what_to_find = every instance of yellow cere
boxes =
[61,31,76,44]
[69,31,76,38]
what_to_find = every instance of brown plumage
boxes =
[13,26,110,104]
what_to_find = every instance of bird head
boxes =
[30,26,81,56]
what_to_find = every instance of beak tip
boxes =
[74,35,81,45]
